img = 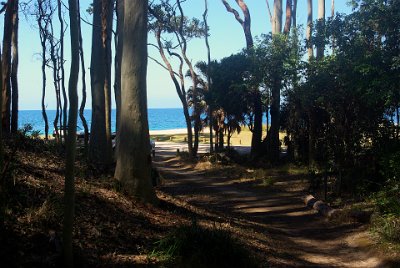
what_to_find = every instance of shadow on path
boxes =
[153,142,388,267]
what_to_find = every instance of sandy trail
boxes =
[153,142,388,267]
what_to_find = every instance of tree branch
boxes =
[221,0,244,27]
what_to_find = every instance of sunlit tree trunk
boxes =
[114,0,156,203]
[63,0,80,265]
[317,0,325,60]
[10,0,18,134]
[307,0,313,59]
[273,0,282,34]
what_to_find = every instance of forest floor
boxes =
[1,139,399,267]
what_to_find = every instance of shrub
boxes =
[371,213,400,243]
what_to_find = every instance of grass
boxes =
[150,223,257,268]
[150,127,288,147]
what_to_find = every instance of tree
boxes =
[316,0,325,59]
[89,0,113,168]
[78,0,89,150]
[203,0,213,153]
[306,0,313,59]
[263,0,284,162]
[2,0,15,135]
[221,0,263,156]
[10,0,18,134]
[148,0,205,157]
[221,0,253,48]
[63,0,80,265]
[37,0,50,140]
[114,0,156,203]
[283,0,292,34]
[114,0,123,134]
[57,0,67,138]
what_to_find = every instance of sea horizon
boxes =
[18,108,188,134]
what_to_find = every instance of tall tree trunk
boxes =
[273,0,283,34]
[57,0,68,137]
[10,0,18,134]
[316,0,325,60]
[89,0,113,168]
[78,1,89,150]
[102,0,113,162]
[268,73,281,161]
[175,1,201,157]
[114,0,123,134]
[38,2,49,140]
[0,45,4,233]
[292,0,297,28]
[331,0,334,17]
[203,0,213,153]
[307,0,313,59]
[265,0,283,161]
[114,0,156,203]
[49,19,62,143]
[2,0,14,135]
[251,91,262,156]
[63,0,80,266]
[283,0,292,34]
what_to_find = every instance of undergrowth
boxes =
[151,223,257,268]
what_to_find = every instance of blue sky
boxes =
[9,0,351,110]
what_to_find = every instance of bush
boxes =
[151,223,257,268]
[371,213,400,243]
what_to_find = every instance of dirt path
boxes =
[153,142,388,267]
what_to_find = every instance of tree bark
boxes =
[57,0,68,137]
[272,0,283,34]
[2,0,14,135]
[316,0,325,60]
[114,0,123,134]
[307,0,313,59]
[292,0,297,28]
[268,73,281,161]
[10,0,18,134]
[251,91,262,156]
[63,0,80,266]
[114,0,156,203]
[283,0,292,34]
[89,0,113,168]
[0,45,4,233]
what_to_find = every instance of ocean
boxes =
[18,108,187,134]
